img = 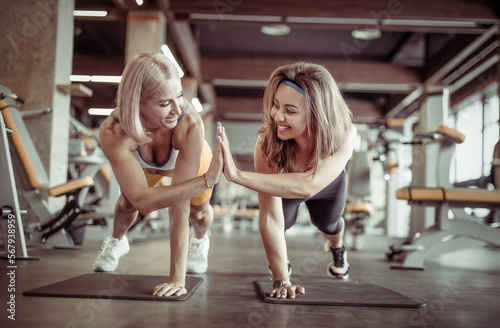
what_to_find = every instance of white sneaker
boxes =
[186,234,210,274]
[94,234,130,272]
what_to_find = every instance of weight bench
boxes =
[390,125,500,269]
[1,84,99,250]
[233,208,260,232]
[345,202,374,220]
[212,203,239,232]
[344,151,374,249]
[394,187,500,269]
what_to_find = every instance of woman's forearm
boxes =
[133,176,210,215]
[259,214,290,281]
[230,170,316,199]
[168,203,191,285]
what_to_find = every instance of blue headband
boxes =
[279,80,304,95]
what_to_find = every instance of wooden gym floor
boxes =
[1,230,499,328]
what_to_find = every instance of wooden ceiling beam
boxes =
[109,0,131,11]
[216,96,382,122]
[156,0,217,108]
[170,21,202,81]
[386,24,499,118]
[201,58,421,88]
[425,24,499,85]
[169,0,497,22]
[72,53,125,76]
[216,97,263,121]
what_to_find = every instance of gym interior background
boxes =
[1,0,500,327]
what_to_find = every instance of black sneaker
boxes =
[326,243,349,279]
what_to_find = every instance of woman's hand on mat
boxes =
[205,126,224,187]
[152,282,187,297]
[270,285,305,299]
[217,123,239,182]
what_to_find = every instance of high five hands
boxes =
[216,122,239,182]
[203,123,225,187]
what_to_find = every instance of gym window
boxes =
[452,86,499,184]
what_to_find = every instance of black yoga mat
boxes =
[255,277,425,308]
[23,273,203,301]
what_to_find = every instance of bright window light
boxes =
[88,108,114,116]
[73,10,108,17]
[191,98,203,113]
[161,44,184,78]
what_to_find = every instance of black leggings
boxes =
[282,169,347,235]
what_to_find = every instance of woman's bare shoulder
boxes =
[172,109,204,149]
[99,116,136,154]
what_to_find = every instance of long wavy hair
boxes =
[116,53,179,145]
[259,62,352,174]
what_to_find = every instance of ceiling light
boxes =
[91,75,122,83]
[351,28,381,40]
[69,75,122,83]
[73,10,108,17]
[287,17,377,25]
[382,19,477,28]
[161,44,184,78]
[261,24,291,36]
[189,13,282,22]
[337,82,415,93]
[88,108,114,116]
[70,75,91,82]
[135,0,144,5]
[212,79,268,88]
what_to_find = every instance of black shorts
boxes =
[281,169,347,235]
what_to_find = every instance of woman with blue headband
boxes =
[219,62,356,299]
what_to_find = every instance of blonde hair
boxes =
[259,62,352,174]
[116,53,179,145]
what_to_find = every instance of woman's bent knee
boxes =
[189,202,213,221]
[116,194,137,213]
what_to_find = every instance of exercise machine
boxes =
[0,83,100,251]
[0,88,36,259]
[387,125,500,269]
[344,150,374,249]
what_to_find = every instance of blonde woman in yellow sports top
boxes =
[94,53,223,297]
